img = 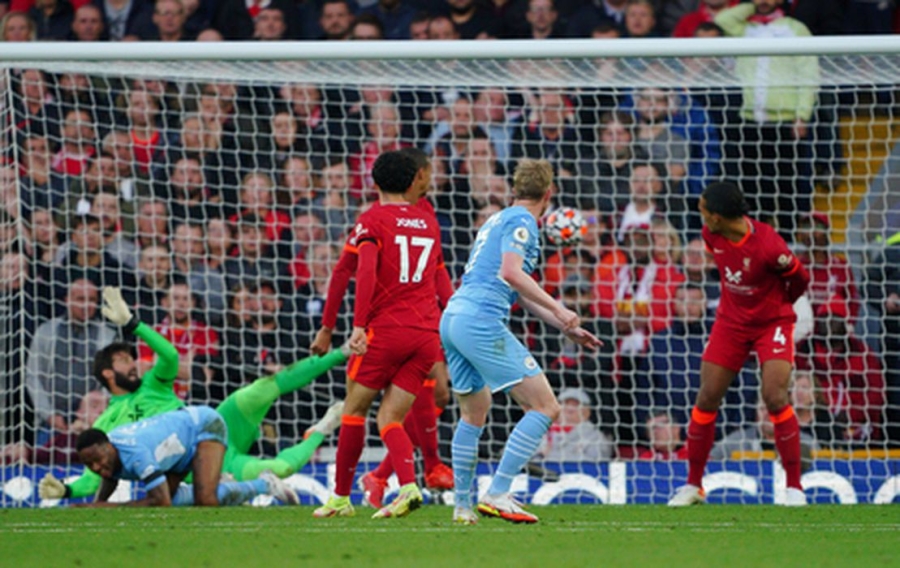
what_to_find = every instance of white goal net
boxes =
[0,40,898,506]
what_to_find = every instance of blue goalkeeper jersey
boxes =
[109,406,227,491]
[447,206,540,319]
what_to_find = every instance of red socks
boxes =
[411,380,441,473]
[686,407,718,488]
[380,422,416,486]
[771,405,803,490]
[334,415,366,497]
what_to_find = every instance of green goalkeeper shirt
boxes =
[66,322,181,498]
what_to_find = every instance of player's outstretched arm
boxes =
[101,286,179,382]
[311,246,358,355]
[500,252,579,331]
[348,242,379,355]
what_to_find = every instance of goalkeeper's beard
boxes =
[114,370,141,393]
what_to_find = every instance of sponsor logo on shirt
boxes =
[725,266,743,285]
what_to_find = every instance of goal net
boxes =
[0,40,897,506]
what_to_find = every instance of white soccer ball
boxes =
[544,207,587,247]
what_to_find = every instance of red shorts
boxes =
[348,327,441,394]
[702,319,795,372]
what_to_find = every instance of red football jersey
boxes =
[703,218,800,327]
[350,201,443,331]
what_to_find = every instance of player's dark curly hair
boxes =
[76,428,110,452]
[398,146,430,171]
[372,150,418,194]
[702,182,750,219]
[93,342,134,390]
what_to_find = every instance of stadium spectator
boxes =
[716,0,818,232]
[253,6,286,40]
[292,242,340,341]
[134,244,179,325]
[11,69,61,149]
[223,214,287,294]
[426,14,459,40]
[792,370,838,447]
[279,156,315,213]
[680,237,719,314]
[511,89,578,169]
[350,13,384,40]
[231,172,291,248]
[166,156,220,224]
[195,26,221,40]
[25,207,61,266]
[134,198,170,249]
[318,0,353,40]
[25,278,115,432]
[122,88,169,175]
[559,111,643,212]
[101,129,151,197]
[535,388,614,461]
[55,73,114,138]
[285,213,326,289]
[90,0,155,41]
[638,411,688,460]
[795,212,860,322]
[0,389,108,466]
[170,221,204,279]
[349,103,407,201]
[516,0,563,39]
[1,10,36,40]
[408,10,429,39]
[639,282,756,430]
[148,0,194,41]
[358,0,415,39]
[473,88,518,165]
[137,281,220,402]
[89,188,139,268]
[212,0,297,40]
[191,217,231,325]
[274,83,332,163]
[19,134,68,216]
[29,0,74,40]
[53,213,137,304]
[672,0,736,38]
[312,157,356,241]
[53,108,97,177]
[630,88,689,191]
[616,163,666,242]
[710,400,818,461]
[866,229,900,444]
[796,299,886,444]
[565,0,626,37]
[623,0,657,38]
[69,3,104,39]
[445,0,494,38]
[429,96,480,175]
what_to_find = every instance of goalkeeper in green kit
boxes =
[39,287,347,502]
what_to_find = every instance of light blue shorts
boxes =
[439,310,542,394]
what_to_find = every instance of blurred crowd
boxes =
[0,0,898,467]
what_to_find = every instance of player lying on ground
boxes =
[313,150,446,520]
[310,147,454,507]
[76,405,297,507]
[668,182,810,507]
[441,159,602,525]
[40,286,345,504]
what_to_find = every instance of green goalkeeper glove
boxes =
[38,474,70,499]
[101,287,138,333]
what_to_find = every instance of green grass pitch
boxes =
[1,505,897,568]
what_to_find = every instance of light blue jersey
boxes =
[447,205,540,320]
[441,206,543,394]
[109,406,227,491]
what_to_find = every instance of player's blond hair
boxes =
[512,159,553,201]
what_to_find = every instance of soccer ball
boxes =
[544,207,587,246]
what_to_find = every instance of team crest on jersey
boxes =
[778,254,792,267]
[524,356,538,370]
[514,227,529,243]
[743,257,751,270]
[725,266,743,284]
